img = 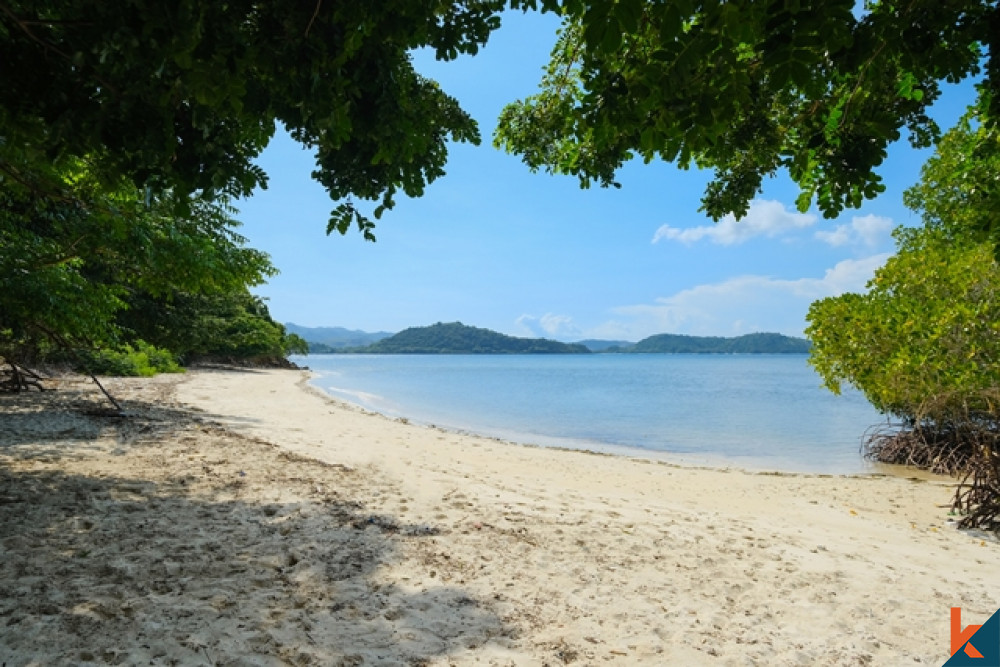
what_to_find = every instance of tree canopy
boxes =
[902,92,1000,250]
[806,227,1000,419]
[119,289,308,363]
[0,0,504,237]
[1,0,507,380]
[4,1,997,237]
[497,0,997,226]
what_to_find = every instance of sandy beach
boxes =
[1,367,997,665]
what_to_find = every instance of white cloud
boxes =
[598,254,891,339]
[806,253,891,296]
[515,313,581,340]
[652,199,817,246]
[815,214,894,248]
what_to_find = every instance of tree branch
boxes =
[0,1,120,96]
[89,373,123,411]
[305,0,322,38]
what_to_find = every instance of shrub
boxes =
[77,341,184,377]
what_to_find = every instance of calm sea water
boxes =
[296,354,890,474]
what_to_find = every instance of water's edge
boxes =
[297,354,918,477]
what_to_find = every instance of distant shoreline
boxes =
[291,321,811,355]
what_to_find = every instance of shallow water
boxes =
[298,353,891,474]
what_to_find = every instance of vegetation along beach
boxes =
[3,0,1000,665]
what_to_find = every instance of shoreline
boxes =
[2,367,996,665]
[303,368,938,480]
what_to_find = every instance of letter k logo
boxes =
[953,608,985,659]
[945,607,1000,666]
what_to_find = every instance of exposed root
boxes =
[863,422,979,475]
[0,360,47,393]
[863,414,1000,532]
[953,446,1000,532]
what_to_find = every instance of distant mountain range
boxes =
[283,324,392,352]
[287,322,810,355]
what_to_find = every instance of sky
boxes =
[235,11,977,342]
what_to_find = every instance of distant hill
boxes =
[283,324,393,351]
[287,323,806,354]
[346,322,590,354]
[627,332,810,354]
[574,339,635,352]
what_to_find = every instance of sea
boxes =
[296,353,895,475]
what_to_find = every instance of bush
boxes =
[806,227,1000,421]
[77,341,184,377]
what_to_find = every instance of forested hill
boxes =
[347,322,590,354]
[624,332,810,354]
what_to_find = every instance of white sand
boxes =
[1,367,996,665]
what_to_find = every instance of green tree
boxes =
[806,102,1000,528]
[119,290,307,363]
[497,0,997,225]
[807,98,1000,418]
[1,1,508,384]
[903,95,1000,251]
[0,170,277,378]
[0,0,504,236]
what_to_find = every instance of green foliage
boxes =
[496,0,996,222]
[12,1,993,234]
[902,94,1000,252]
[350,322,590,354]
[807,228,1000,418]
[284,334,309,357]
[0,1,511,381]
[0,180,130,353]
[627,332,810,354]
[0,166,280,370]
[0,0,504,236]
[77,341,184,377]
[806,88,1000,528]
[807,106,1000,420]
[118,291,301,363]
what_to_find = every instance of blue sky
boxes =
[235,11,976,342]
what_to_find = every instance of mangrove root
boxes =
[864,419,1000,532]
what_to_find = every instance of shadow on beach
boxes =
[0,379,509,665]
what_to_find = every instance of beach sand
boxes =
[1,367,996,666]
